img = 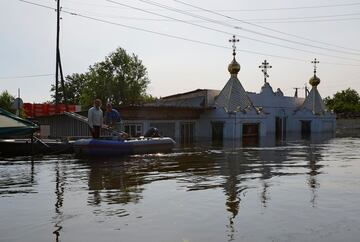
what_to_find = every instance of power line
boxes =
[15,1,229,50]
[16,0,306,62]
[172,0,360,54]
[217,2,360,12]
[18,0,54,11]
[63,0,360,12]
[251,17,360,24]
[59,1,360,24]
[0,73,54,79]
[16,0,360,66]
[242,12,360,21]
[59,0,360,55]
[130,0,360,58]
[58,7,360,24]
[103,0,360,62]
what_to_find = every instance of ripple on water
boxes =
[1,136,360,242]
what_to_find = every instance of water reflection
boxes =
[79,134,330,223]
[305,145,323,207]
[0,133,343,242]
[0,157,38,196]
[53,160,65,242]
[87,160,145,206]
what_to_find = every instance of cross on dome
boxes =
[229,35,239,57]
[311,58,319,75]
[259,60,272,83]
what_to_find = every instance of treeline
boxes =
[52,47,156,109]
[1,47,156,114]
[324,88,360,118]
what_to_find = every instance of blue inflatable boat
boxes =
[73,137,175,156]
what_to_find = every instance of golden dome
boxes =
[228,57,241,75]
[309,74,320,87]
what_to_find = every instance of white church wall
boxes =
[312,119,322,133]
[200,108,268,138]
[322,119,336,133]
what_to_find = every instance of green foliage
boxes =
[142,94,158,103]
[324,88,360,113]
[51,47,151,109]
[51,73,86,104]
[0,90,15,113]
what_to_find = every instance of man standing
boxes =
[104,103,121,128]
[88,99,103,138]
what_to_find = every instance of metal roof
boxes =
[301,87,326,114]
[215,76,255,113]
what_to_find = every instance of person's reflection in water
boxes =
[86,160,145,209]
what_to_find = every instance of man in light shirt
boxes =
[88,99,103,138]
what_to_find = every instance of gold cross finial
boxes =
[229,35,239,57]
[259,59,272,83]
[311,58,319,75]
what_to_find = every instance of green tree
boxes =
[324,88,360,113]
[51,47,151,109]
[50,73,86,104]
[0,90,15,112]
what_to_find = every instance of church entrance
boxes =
[301,120,311,137]
[211,121,224,145]
[181,122,195,145]
[242,123,259,146]
[275,117,287,139]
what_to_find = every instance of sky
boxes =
[1,0,360,103]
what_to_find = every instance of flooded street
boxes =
[1,134,360,242]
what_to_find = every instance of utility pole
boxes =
[58,51,69,111]
[55,0,68,112]
[293,87,300,98]
[55,0,60,113]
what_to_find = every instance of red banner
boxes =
[23,103,80,117]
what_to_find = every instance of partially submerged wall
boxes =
[336,118,360,137]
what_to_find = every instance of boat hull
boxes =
[73,137,175,156]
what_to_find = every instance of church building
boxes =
[120,37,336,144]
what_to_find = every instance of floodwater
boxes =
[1,133,360,242]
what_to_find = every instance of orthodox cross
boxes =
[229,35,239,57]
[259,59,272,83]
[311,58,319,75]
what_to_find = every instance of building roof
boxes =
[249,82,305,109]
[301,87,326,115]
[215,75,256,113]
[144,89,220,108]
